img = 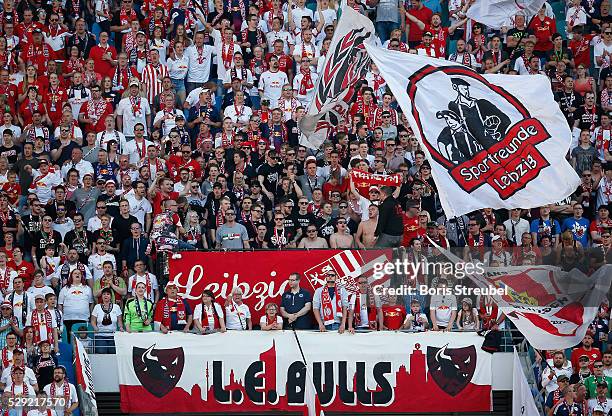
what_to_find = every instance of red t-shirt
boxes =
[166,156,203,181]
[570,346,602,372]
[382,305,406,330]
[569,34,595,69]
[401,214,420,247]
[89,45,118,78]
[0,183,20,206]
[152,191,179,216]
[528,16,557,52]
[265,52,293,75]
[406,6,433,43]
[9,261,35,289]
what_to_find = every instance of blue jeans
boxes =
[177,240,195,250]
[375,21,400,44]
[325,322,341,331]
[250,94,261,111]
[171,78,186,92]
[94,334,116,354]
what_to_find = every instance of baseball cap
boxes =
[597,381,609,388]
[38,158,49,165]
[0,301,12,310]
[32,28,42,34]
[129,78,140,87]
[491,235,501,242]
[593,405,605,414]
[176,114,185,120]
[557,375,569,382]
[369,185,380,192]
[105,180,116,186]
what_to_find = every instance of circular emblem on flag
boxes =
[406,65,552,200]
[324,307,332,316]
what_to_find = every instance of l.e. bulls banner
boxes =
[115,332,492,413]
[366,46,580,218]
[168,249,392,321]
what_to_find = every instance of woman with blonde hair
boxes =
[260,303,283,331]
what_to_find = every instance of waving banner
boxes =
[438,245,612,349]
[299,6,375,149]
[350,170,403,197]
[467,0,546,29]
[168,249,392,322]
[366,47,580,217]
[115,331,492,414]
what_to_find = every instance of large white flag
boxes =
[467,0,546,29]
[366,46,581,218]
[512,349,540,416]
[299,6,375,149]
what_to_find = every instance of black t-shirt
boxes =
[112,214,139,250]
[574,105,603,131]
[286,119,301,147]
[32,229,62,258]
[50,140,79,166]
[33,354,58,388]
[0,144,20,164]
[22,214,42,250]
[555,90,584,126]
[505,28,533,55]
[64,228,93,264]
[316,217,337,241]
[256,163,284,194]
[295,211,316,233]
[264,227,295,248]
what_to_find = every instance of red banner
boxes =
[350,170,403,198]
[168,249,393,322]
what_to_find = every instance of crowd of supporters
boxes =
[0,0,607,413]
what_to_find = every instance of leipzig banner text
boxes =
[167,249,392,321]
[115,332,492,413]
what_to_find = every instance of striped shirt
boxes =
[141,64,169,104]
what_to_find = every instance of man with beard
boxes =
[43,366,78,416]
[259,55,288,108]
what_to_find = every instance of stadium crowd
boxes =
[0,0,605,413]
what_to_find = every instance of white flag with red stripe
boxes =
[440,246,612,349]
[304,369,325,416]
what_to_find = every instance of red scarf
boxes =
[120,7,137,25]
[129,96,142,117]
[468,232,484,247]
[160,297,186,328]
[0,267,11,291]
[31,310,54,345]
[596,126,612,155]
[49,381,70,409]
[353,291,377,329]
[201,303,220,329]
[479,299,498,330]
[321,286,342,325]
[221,39,234,70]
[1,347,13,368]
[298,66,313,95]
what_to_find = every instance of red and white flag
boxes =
[304,370,325,416]
[467,0,547,29]
[366,46,580,218]
[442,246,612,349]
[299,6,375,149]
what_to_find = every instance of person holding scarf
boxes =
[0,331,19,370]
[313,271,349,333]
[293,59,317,107]
[153,282,192,333]
[193,290,226,334]
[25,295,58,353]
[259,303,283,331]
[348,275,382,331]
[124,282,154,333]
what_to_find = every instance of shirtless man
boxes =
[298,225,329,248]
[356,205,379,248]
[330,218,355,248]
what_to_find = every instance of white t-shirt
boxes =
[123,139,154,164]
[25,310,58,343]
[58,284,93,321]
[193,303,224,330]
[259,70,289,108]
[27,285,55,300]
[211,30,242,82]
[259,314,283,328]
[185,44,216,83]
[43,382,78,416]
[28,410,59,416]
[91,303,122,334]
[88,253,116,281]
[127,273,159,302]
[594,41,612,69]
[1,365,37,387]
[225,303,251,330]
[125,194,153,228]
[116,97,152,137]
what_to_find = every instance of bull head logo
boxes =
[133,344,185,398]
[427,344,476,396]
